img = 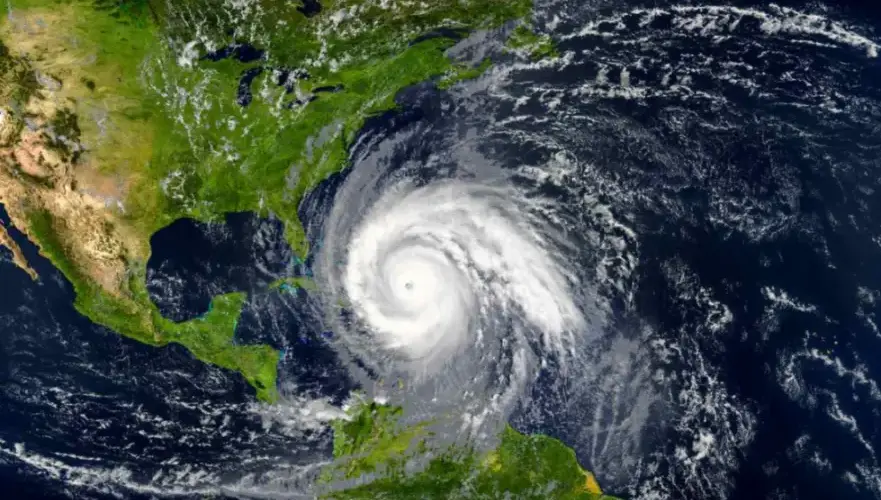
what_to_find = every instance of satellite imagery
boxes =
[0,0,880,499]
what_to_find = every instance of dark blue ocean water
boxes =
[502,2,881,498]
[0,204,250,499]
[146,212,357,404]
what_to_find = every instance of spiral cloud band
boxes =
[342,181,583,371]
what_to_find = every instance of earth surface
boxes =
[2,0,881,499]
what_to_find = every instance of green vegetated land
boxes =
[269,276,318,293]
[322,401,621,500]
[26,208,280,400]
[506,23,560,60]
[0,0,546,401]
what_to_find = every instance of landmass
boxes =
[0,0,535,401]
[0,219,36,279]
[506,23,560,60]
[322,401,621,499]
[269,276,318,293]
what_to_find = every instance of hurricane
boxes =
[309,122,605,439]
[4,1,881,500]
[338,181,582,365]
